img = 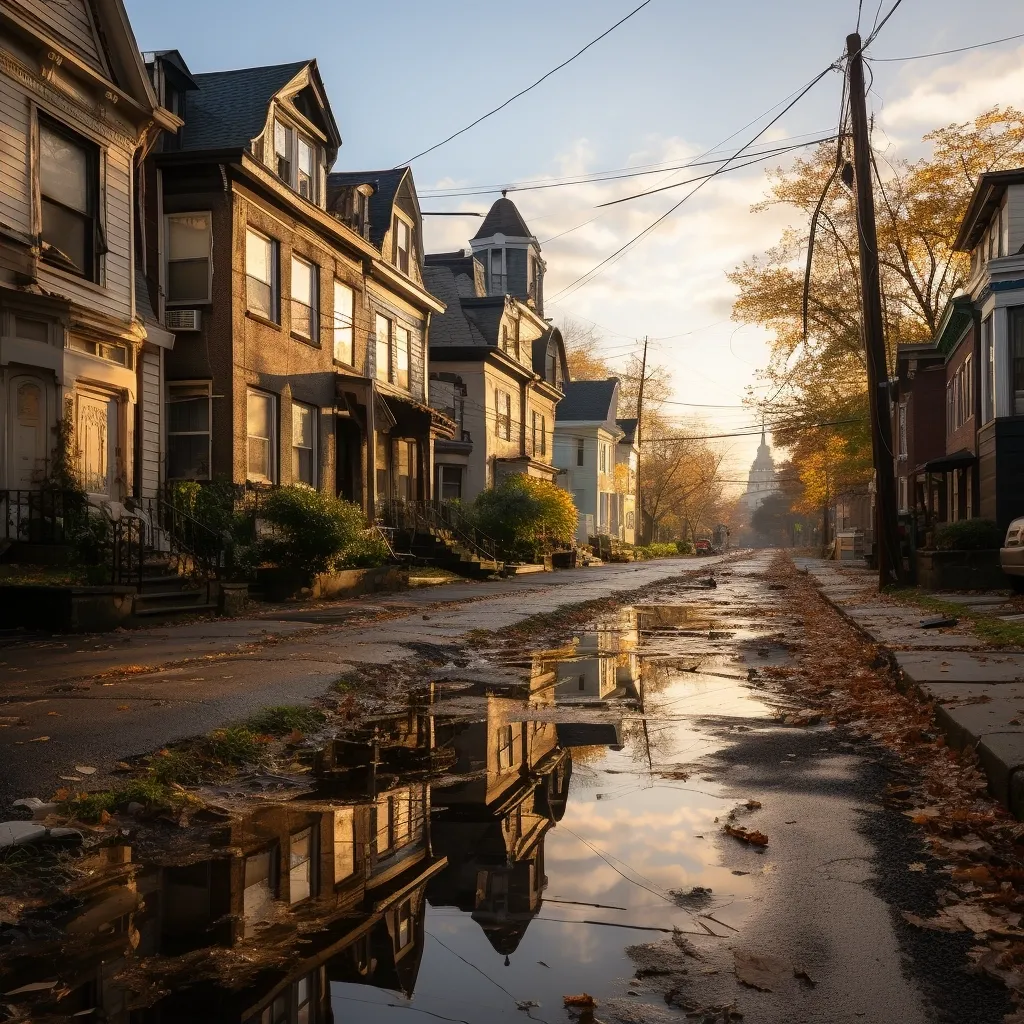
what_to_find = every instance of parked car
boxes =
[1001,516,1024,593]
[694,539,712,555]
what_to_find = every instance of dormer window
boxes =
[271,115,319,204]
[393,215,411,275]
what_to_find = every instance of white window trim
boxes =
[166,380,212,480]
[246,387,278,484]
[165,211,213,306]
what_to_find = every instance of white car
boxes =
[1002,516,1024,593]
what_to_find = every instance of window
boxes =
[167,384,211,479]
[495,389,511,441]
[393,216,411,275]
[243,847,278,929]
[599,443,608,474]
[489,249,505,294]
[375,788,419,855]
[334,807,356,883]
[246,228,278,322]
[375,313,391,382]
[600,491,610,527]
[1012,307,1024,417]
[439,465,462,500]
[964,355,973,422]
[333,281,354,365]
[290,256,318,341]
[292,401,316,486]
[531,411,546,457]
[396,899,413,952]
[297,136,314,200]
[529,256,539,304]
[982,316,995,423]
[289,828,313,904]
[295,975,313,1024]
[897,404,907,458]
[540,415,546,457]
[497,725,515,770]
[246,389,276,483]
[576,438,585,466]
[274,120,292,183]
[395,325,410,389]
[39,116,99,280]
[394,438,418,501]
[166,213,211,303]
[898,475,908,512]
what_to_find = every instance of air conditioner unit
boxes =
[165,308,201,332]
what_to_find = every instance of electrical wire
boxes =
[400,0,656,165]
[868,29,1024,61]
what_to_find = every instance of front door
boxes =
[7,374,50,489]
[77,390,118,498]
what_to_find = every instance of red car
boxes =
[694,539,712,555]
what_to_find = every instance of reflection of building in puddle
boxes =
[635,604,713,632]
[550,607,640,703]
[428,690,571,962]
[2,727,447,1022]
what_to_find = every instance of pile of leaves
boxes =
[770,552,1024,1017]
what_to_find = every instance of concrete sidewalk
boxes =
[795,557,1024,816]
[0,555,729,806]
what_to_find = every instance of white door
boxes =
[7,375,49,490]
[77,390,117,497]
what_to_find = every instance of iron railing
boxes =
[381,498,499,563]
[1,489,88,544]
[136,495,233,581]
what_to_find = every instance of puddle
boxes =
[0,596,789,1023]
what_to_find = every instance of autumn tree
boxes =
[731,106,1024,509]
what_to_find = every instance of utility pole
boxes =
[634,336,648,544]
[846,32,904,588]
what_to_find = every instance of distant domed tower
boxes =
[743,428,780,514]
[470,194,545,314]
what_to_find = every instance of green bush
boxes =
[634,542,682,560]
[254,487,367,575]
[340,532,390,568]
[168,479,238,534]
[933,518,1003,551]
[675,540,695,555]
[469,475,578,562]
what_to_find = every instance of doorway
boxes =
[6,374,51,489]
[76,388,118,498]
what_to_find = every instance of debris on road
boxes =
[733,949,791,991]
[724,824,769,846]
[0,821,82,849]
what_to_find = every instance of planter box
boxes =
[915,549,1006,591]
[254,565,409,602]
[0,584,136,632]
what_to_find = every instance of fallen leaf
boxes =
[734,949,790,991]
[75,766,97,775]
[908,862,927,872]
[116,705,131,711]
[46,711,61,717]
[28,736,50,743]
[563,994,596,1009]
[725,824,769,846]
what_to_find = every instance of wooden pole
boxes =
[635,336,648,543]
[846,32,904,587]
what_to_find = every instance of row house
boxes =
[0,0,176,503]
[141,51,453,516]
[553,378,638,543]
[424,197,566,501]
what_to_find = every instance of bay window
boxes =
[246,228,278,322]
[166,213,212,303]
[333,280,354,365]
[39,116,100,281]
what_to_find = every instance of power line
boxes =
[548,60,842,303]
[868,29,1024,62]
[642,418,863,443]
[400,0,656,165]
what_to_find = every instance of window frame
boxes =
[495,388,511,441]
[165,211,213,305]
[288,827,315,905]
[394,324,410,390]
[576,438,585,466]
[246,387,278,484]
[333,279,355,366]
[291,400,317,488]
[290,254,319,344]
[439,465,462,501]
[392,214,412,275]
[245,227,280,324]
[375,313,392,383]
[271,114,320,204]
[166,381,212,481]
[37,113,102,283]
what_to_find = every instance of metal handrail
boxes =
[381,498,499,563]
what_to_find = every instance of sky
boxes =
[127,0,1024,485]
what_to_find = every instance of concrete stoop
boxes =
[797,557,1024,819]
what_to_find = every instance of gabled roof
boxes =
[617,418,638,445]
[530,328,568,384]
[472,196,534,240]
[181,60,309,152]
[328,168,410,250]
[953,168,1024,251]
[555,379,619,424]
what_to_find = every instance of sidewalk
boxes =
[795,556,1024,816]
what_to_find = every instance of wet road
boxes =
[0,552,1011,1023]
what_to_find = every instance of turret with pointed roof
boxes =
[469,194,546,314]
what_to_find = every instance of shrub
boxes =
[469,475,578,561]
[634,542,682,560]
[676,540,695,555]
[168,479,238,534]
[254,487,367,576]
[339,532,390,568]
[933,519,1003,551]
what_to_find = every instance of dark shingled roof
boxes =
[555,379,619,423]
[425,251,485,298]
[182,61,309,152]
[328,168,409,250]
[460,297,507,347]
[472,196,533,240]
[617,418,638,444]
[422,267,487,347]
